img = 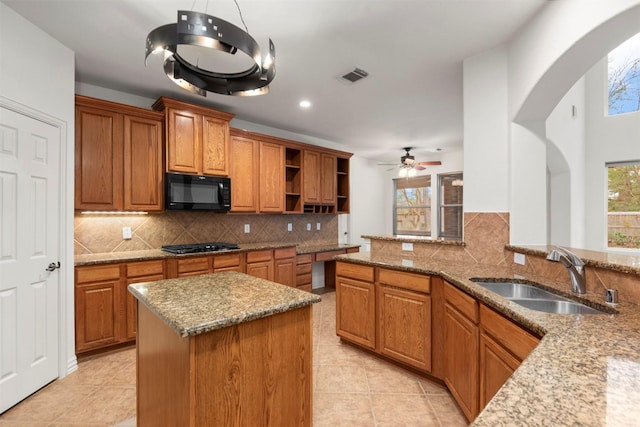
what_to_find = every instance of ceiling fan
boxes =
[378,147,442,176]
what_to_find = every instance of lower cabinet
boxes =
[335,261,541,424]
[75,260,165,354]
[246,249,274,281]
[274,247,296,287]
[336,262,376,349]
[444,282,480,421]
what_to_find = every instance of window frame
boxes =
[437,172,464,240]
[393,176,432,237]
[606,161,640,251]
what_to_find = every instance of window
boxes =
[608,162,640,249]
[438,173,463,240]
[393,176,431,236]
[608,32,640,116]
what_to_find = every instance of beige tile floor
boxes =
[0,290,467,427]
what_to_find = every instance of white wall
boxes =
[545,77,587,247]
[463,46,510,213]
[584,59,640,251]
[0,2,76,375]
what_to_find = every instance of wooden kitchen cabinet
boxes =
[124,260,165,340]
[295,254,313,292]
[75,95,164,211]
[274,247,296,287]
[259,141,285,212]
[377,270,431,372]
[246,249,274,281]
[336,262,376,349]
[75,264,122,353]
[152,97,234,176]
[479,304,540,408]
[212,252,243,273]
[302,150,337,212]
[444,281,479,422]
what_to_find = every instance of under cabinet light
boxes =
[81,211,149,215]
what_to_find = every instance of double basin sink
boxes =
[471,280,608,315]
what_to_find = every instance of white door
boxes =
[0,106,60,413]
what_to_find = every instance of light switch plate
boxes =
[122,226,132,240]
[306,223,311,231]
[402,259,414,267]
[514,252,526,265]
[402,242,414,251]
[287,223,292,232]
[244,224,250,233]
[316,223,321,231]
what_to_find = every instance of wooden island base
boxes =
[136,303,313,426]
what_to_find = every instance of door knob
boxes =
[46,262,61,272]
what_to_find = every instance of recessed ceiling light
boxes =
[299,100,311,108]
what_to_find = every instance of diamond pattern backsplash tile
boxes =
[74,212,339,254]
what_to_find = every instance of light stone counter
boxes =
[128,271,321,337]
[335,252,640,426]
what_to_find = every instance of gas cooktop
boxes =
[161,242,239,254]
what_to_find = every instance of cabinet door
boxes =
[444,303,479,422]
[166,108,201,174]
[229,136,258,212]
[124,115,164,211]
[320,153,337,204]
[246,261,273,281]
[259,141,285,212]
[378,285,431,371]
[336,276,376,349]
[479,332,519,409]
[75,280,120,353]
[75,105,124,210]
[274,257,296,287]
[202,115,229,176]
[302,150,320,204]
[125,273,164,340]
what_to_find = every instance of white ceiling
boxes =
[4,0,547,163]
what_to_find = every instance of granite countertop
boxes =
[335,252,640,426]
[128,271,321,338]
[362,234,465,246]
[74,242,360,266]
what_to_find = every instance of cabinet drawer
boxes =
[246,249,272,263]
[274,247,296,259]
[296,263,312,275]
[444,282,478,323]
[76,264,121,283]
[177,256,210,274]
[213,253,242,269]
[296,273,312,287]
[378,268,430,293]
[336,261,374,282]
[315,249,345,262]
[126,260,164,278]
[480,304,539,361]
[296,254,313,264]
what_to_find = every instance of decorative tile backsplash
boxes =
[370,212,510,266]
[74,212,338,254]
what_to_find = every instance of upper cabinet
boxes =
[229,131,285,213]
[152,97,234,176]
[75,95,164,211]
[303,150,347,213]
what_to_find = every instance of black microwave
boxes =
[165,173,231,211]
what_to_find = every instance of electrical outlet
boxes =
[514,252,526,265]
[401,242,414,251]
[244,224,250,233]
[316,223,321,231]
[306,223,311,231]
[287,223,292,232]
[122,226,132,240]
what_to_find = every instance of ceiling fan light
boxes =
[408,167,417,177]
[398,168,408,177]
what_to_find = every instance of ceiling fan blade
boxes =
[416,161,442,166]
[376,163,399,166]
[414,165,426,171]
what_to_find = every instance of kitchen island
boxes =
[128,271,320,426]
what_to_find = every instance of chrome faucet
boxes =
[546,247,587,294]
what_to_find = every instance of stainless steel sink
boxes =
[471,280,607,315]
[509,298,604,315]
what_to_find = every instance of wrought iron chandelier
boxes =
[145,8,275,97]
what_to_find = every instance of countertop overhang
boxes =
[334,252,640,426]
[128,271,321,337]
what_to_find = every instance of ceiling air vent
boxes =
[340,67,369,83]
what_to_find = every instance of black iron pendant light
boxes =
[145,9,275,96]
